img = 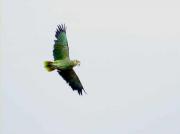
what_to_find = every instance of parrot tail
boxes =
[44,61,55,72]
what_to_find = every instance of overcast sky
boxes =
[1,0,180,134]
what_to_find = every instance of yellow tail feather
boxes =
[44,61,55,72]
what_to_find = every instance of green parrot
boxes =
[44,24,86,95]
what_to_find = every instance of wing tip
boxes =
[77,88,87,96]
[55,24,66,38]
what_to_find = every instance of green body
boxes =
[52,59,75,70]
[44,24,85,95]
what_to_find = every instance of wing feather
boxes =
[57,69,86,95]
[53,24,69,60]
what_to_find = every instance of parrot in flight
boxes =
[44,24,86,95]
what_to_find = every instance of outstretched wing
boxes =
[53,24,69,60]
[57,69,86,95]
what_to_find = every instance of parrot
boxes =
[44,24,86,95]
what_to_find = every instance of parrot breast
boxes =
[52,60,78,70]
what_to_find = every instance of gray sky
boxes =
[1,0,180,133]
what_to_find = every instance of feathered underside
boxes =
[50,24,86,95]
[55,24,66,39]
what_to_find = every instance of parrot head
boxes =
[73,60,80,67]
